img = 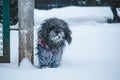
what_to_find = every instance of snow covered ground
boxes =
[0,6,120,80]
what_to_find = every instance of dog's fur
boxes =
[37,18,72,68]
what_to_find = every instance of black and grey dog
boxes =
[37,18,72,68]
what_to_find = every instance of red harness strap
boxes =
[38,39,47,47]
[38,39,52,57]
[38,38,59,58]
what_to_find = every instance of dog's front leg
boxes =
[49,50,63,68]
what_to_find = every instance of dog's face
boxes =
[38,18,72,47]
[49,28,65,43]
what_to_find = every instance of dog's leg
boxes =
[37,46,48,68]
[38,45,54,68]
[38,52,47,68]
[49,50,63,68]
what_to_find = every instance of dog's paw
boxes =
[39,65,47,69]
[49,64,60,68]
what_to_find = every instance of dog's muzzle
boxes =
[49,31,65,43]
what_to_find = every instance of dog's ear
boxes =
[60,20,72,44]
[37,22,48,38]
[65,29,72,44]
[37,27,42,38]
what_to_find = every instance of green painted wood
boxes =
[0,0,10,63]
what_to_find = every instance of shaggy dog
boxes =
[37,18,72,68]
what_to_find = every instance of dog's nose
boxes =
[55,30,59,34]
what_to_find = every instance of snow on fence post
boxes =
[18,0,34,64]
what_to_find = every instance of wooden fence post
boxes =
[18,0,34,64]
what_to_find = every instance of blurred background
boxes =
[0,0,120,25]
